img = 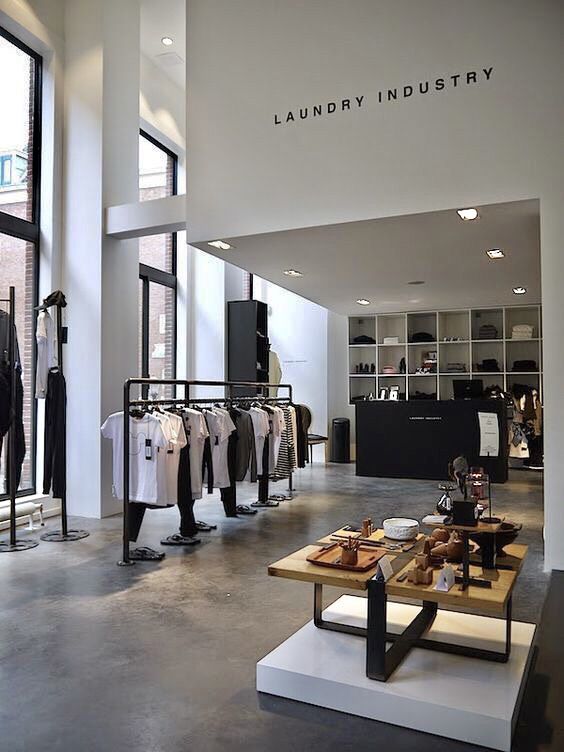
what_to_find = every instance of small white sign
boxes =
[435,565,456,592]
[377,555,395,582]
[478,411,499,457]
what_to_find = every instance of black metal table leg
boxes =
[313,583,367,637]
[455,531,492,590]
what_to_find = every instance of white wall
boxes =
[186,0,564,570]
[254,277,328,459]
[140,52,186,159]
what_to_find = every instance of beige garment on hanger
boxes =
[269,349,282,397]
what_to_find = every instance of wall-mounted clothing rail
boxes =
[118,378,295,566]
[35,291,88,542]
[0,286,38,552]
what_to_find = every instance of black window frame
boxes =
[0,25,42,499]
[138,130,178,383]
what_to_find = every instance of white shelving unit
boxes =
[348,305,542,404]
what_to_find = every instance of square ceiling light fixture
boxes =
[486,248,506,259]
[457,208,479,221]
[512,286,527,295]
[356,298,371,306]
[208,240,232,250]
[283,269,303,277]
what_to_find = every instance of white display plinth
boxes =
[257,596,535,751]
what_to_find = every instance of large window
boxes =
[0,27,41,497]
[138,131,177,391]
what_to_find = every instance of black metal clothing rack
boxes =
[34,294,88,542]
[0,286,38,552]
[118,378,295,566]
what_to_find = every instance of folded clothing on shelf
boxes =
[475,358,500,372]
[511,324,534,340]
[512,359,537,372]
[352,334,376,344]
[381,365,398,374]
[383,336,400,345]
[478,324,498,340]
[446,362,467,372]
[410,332,435,343]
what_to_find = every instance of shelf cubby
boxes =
[349,345,377,375]
[378,344,405,375]
[349,316,376,344]
[349,376,376,402]
[505,306,540,339]
[439,342,470,375]
[377,313,406,344]
[471,308,504,341]
[407,312,437,343]
[439,310,470,342]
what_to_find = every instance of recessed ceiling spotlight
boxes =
[457,208,479,221]
[283,269,303,277]
[486,248,506,259]
[513,286,527,295]
[407,280,425,286]
[161,36,174,46]
[208,240,232,250]
[356,299,371,306]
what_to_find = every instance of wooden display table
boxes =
[268,527,527,681]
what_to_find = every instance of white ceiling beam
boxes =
[105,193,186,239]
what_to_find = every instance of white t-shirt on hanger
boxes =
[154,412,187,506]
[101,412,167,503]
[182,409,210,499]
[35,310,58,398]
[204,408,236,489]
[249,407,270,473]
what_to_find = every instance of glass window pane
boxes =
[0,33,37,222]
[139,134,175,202]
[147,282,174,386]
[139,233,174,274]
[0,233,35,493]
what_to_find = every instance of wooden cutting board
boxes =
[306,543,386,572]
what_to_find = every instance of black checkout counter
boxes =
[355,400,508,483]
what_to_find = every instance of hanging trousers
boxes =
[220,427,238,516]
[177,442,198,536]
[43,369,66,498]
[0,364,26,494]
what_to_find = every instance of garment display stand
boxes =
[36,294,89,542]
[117,378,295,566]
[0,287,39,553]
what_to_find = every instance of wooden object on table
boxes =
[306,542,386,572]
[424,518,504,534]
[407,565,434,585]
[361,518,373,538]
[317,527,424,550]
[268,545,383,590]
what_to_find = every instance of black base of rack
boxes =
[40,529,90,542]
[0,539,40,552]
[117,559,136,567]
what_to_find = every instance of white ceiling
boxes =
[140,0,186,89]
[193,200,541,315]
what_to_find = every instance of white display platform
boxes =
[257,596,535,751]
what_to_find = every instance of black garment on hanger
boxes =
[177,438,198,537]
[202,434,214,493]
[219,408,239,517]
[43,369,66,497]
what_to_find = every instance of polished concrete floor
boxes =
[0,464,554,751]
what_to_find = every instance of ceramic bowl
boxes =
[383,518,419,541]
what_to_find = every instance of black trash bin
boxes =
[330,417,350,463]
